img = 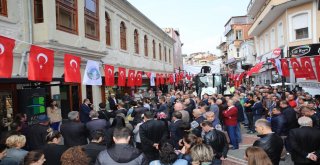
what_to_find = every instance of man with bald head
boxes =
[174,102,190,123]
[191,109,206,137]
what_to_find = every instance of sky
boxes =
[127,0,250,56]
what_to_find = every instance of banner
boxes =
[150,72,155,86]
[82,60,102,85]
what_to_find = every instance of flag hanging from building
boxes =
[280,59,290,77]
[64,54,81,83]
[0,36,15,78]
[275,59,283,76]
[150,72,155,86]
[82,60,102,85]
[145,72,151,79]
[300,57,316,80]
[289,58,305,78]
[269,59,278,72]
[118,67,126,87]
[104,64,114,86]
[127,70,135,87]
[28,45,54,82]
[160,74,165,85]
[135,71,143,86]
[314,56,320,82]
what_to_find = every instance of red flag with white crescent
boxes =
[145,72,151,78]
[280,59,290,77]
[289,58,305,78]
[314,56,320,82]
[156,73,160,86]
[169,74,174,84]
[104,64,114,86]
[135,71,143,86]
[0,36,15,78]
[269,59,278,72]
[127,70,135,87]
[300,57,316,80]
[64,54,81,83]
[28,45,54,82]
[118,67,126,86]
[160,74,165,85]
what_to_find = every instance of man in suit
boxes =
[86,110,110,140]
[280,100,298,135]
[139,111,168,162]
[288,116,320,165]
[157,96,168,114]
[174,102,190,123]
[108,93,118,111]
[80,98,92,123]
[169,111,184,149]
[60,111,88,147]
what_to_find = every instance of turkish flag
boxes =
[127,70,135,87]
[269,59,278,72]
[145,72,151,79]
[280,59,290,77]
[300,57,316,80]
[314,56,320,82]
[160,74,165,85]
[28,45,54,82]
[118,67,126,86]
[0,36,15,78]
[290,58,305,78]
[64,54,81,83]
[156,73,160,86]
[104,64,114,86]
[169,74,174,84]
[135,71,143,86]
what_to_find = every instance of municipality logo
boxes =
[87,67,101,80]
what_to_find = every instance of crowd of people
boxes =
[0,84,320,165]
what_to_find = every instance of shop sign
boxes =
[289,43,320,57]
[298,81,320,89]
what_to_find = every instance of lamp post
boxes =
[280,49,286,100]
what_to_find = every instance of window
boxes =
[34,0,43,23]
[264,33,269,53]
[105,12,111,46]
[289,12,311,41]
[56,0,78,34]
[0,0,7,17]
[134,29,139,54]
[159,43,162,61]
[277,22,284,46]
[260,37,264,55]
[152,40,156,59]
[144,35,148,57]
[169,49,171,63]
[236,30,243,40]
[270,28,275,49]
[85,0,99,40]
[120,21,126,50]
[164,46,167,62]
[296,28,309,39]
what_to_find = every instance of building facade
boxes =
[247,0,320,86]
[164,28,183,71]
[0,0,175,120]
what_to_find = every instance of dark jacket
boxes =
[80,103,91,123]
[271,114,287,136]
[253,133,284,165]
[234,101,244,122]
[42,144,68,165]
[288,126,320,164]
[60,121,88,147]
[139,119,168,161]
[282,106,298,134]
[203,129,228,159]
[192,116,206,137]
[95,144,147,165]
[83,142,106,165]
[108,97,118,111]
[27,123,49,150]
[252,101,264,116]
[86,119,110,140]
[169,119,184,149]
[131,106,148,126]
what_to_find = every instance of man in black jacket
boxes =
[201,120,228,165]
[280,100,298,135]
[86,110,110,140]
[27,114,50,150]
[288,116,320,165]
[253,119,284,165]
[271,107,287,136]
[139,111,168,162]
[169,111,184,149]
[60,111,88,147]
[83,130,106,165]
[96,127,147,165]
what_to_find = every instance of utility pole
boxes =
[281,49,286,100]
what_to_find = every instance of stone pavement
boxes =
[221,125,294,165]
